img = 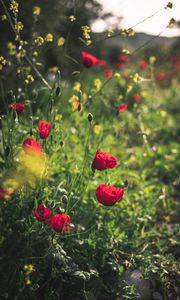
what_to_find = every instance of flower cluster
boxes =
[92,149,125,206]
[32,204,72,232]
[23,264,35,286]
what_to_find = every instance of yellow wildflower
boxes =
[149,56,156,64]
[27,264,35,272]
[160,110,167,117]
[127,28,136,36]
[73,82,81,92]
[55,114,62,122]
[94,124,103,135]
[1,15,7,21]
[114,73,121,78]
[57,37,65,46]
[122,48,130,54]
[25,74,34,85]
[16,49,26,59]
[127,85,133,92]
[33,51,38,57]
[49,66,59,73]
[15,21,24,32]
[10,0,19,14]
[86,40,92,46]
[94,79,102,91]
[81,25,91,39]
[33,6,41,16]
[69,15,76,22]
[25,279,31,285]
[7,42,16,55]
[69,95,79,103]
[45,33,54,42]
[34,36,44,46]
[132,73,142,83]
[0,56,7,70]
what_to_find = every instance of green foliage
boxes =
[0,1,179,299]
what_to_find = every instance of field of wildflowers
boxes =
[0,1,179,299]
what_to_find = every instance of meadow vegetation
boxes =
[0,1,179,299]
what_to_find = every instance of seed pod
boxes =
[72,71,80,77]
[124,180,128,187]
[77,103,82,112]
[62,195,68,203]
[12,111,17,120]
[55,86,61,97]
[88,113,93,122]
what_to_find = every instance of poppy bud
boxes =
[12,111,17,120]
[55,86,61,97]
[62,195,68,203]
[77,103,82,112]
[124,180,128,187]
[72,71,80,77]
[88,113,93,122]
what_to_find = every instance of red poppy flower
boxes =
[119,54,131,63]
[32,204,51,222]
[138,60,148,69]
[9,103,26,114]
[117,103,128,112]
[0,186,13,200]
[103,69,113,78]
[132,94,141,102]
[49,213,73,232]
[96,184,124,206]
[174,61,180,71]
[92,148,117,172]
[112,62,125,70]
[81,51,99,68]
[98,60,107,67]
[154,72,169,81]
[38,121,52,139]
[23,138,46,156]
